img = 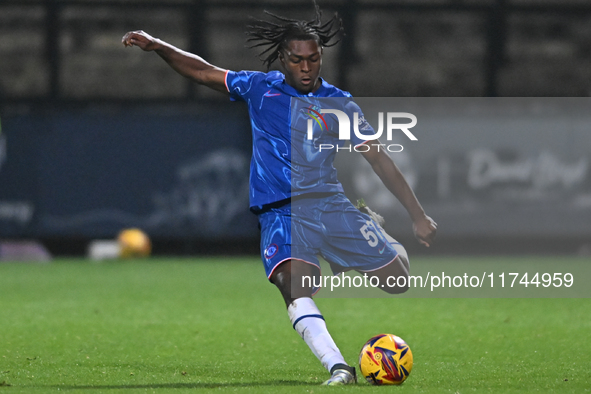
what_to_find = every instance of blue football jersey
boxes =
[225,70,371,211]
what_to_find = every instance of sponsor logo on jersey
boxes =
[263,90,281,97]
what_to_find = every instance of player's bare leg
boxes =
[270,260,357,385]
[364,254,410,294]
[270,259,318,306]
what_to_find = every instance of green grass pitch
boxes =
[1,256,590,393]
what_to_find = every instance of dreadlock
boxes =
[246,1,343,70]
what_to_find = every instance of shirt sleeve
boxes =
[225,70,260,102]
[344,99,375,148]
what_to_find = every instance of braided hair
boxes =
[246,1,343,70]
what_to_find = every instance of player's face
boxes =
[280,39,323,94]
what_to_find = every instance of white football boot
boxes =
[356,199,409,262]
[322,364,357,386]
[356,199,395,244]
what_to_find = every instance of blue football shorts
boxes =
[258,193,399,279]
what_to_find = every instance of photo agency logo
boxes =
[303,106,418,152]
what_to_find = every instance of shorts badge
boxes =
[264,243,278,259]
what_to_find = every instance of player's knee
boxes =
[270,268,290,294]
[383,273,409,295]
[393,246,409,271]
[270,260,319,306]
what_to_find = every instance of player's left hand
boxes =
[413,215,437,247]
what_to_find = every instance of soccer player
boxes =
[122,3,436,386]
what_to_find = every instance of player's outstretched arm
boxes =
[361,145,437,247]
[122,30,228,94]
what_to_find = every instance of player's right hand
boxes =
[413,215,437,248]
[122,30,158,51]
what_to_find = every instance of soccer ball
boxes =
[117,228,151,258]
[359,333,413,385]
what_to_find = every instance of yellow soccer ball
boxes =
[117,228,151,258]
[359,333,413,385]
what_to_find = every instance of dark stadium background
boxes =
[1,0,590,257]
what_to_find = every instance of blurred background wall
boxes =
[1,0,590,256]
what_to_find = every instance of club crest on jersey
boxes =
[264,243,278,259]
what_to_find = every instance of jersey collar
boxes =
[269,72,328,97]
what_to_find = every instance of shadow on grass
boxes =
[38,380,315,390]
